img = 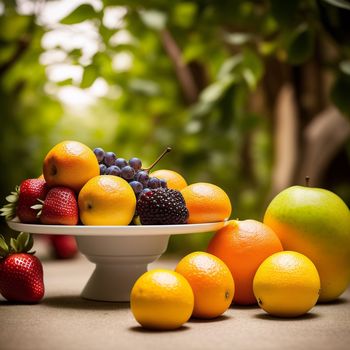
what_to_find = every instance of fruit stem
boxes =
[305,176,310,187]
[144,147,172,172]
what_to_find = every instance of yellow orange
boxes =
[150,169,188,191]
[175,252,234,319]
[181,183,231,224]
[43,140,99,192]
[207,219,283,305]
[253,251,320,317]
[78,175,136,225]
[130,269,194,330]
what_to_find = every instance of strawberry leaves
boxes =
[10,232,34,253]
[1,179,49,224]
[0,234,9,257]
[31,198,44,217]
[0,185,20,221]
[0,232,34,259]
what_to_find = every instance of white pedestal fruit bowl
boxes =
[7,221,226,302]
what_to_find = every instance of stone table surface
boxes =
[1,255,350,350]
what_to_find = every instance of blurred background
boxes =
[1,0,350,252]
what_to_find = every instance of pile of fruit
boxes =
[0,140,231,226]
[0,140,349,329]
[131,199,350,329]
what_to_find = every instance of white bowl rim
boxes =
[7,220,227,237]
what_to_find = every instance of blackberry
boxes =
[137,188,189,225]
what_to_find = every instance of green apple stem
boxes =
[305,176,310,187]
[144,147,172,172]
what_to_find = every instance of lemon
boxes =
[78,175,136,225]
[253,251,320,317]
[130,269,194,330]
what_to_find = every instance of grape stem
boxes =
[144,147,172,172]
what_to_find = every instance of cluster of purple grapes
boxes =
[93,148,167,197]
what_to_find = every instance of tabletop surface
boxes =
[1,253,350,350]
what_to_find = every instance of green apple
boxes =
[264,185,350,302]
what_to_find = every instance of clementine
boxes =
[175,251,234,319]
[43,140,99,192]
[181,183,231,224]
[150,169,188,191]
[207,219,283,305]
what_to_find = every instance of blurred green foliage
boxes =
[1,0,350,251]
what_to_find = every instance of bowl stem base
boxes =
[75,234,170,302]
[81,261,155,302]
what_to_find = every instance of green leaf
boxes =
[223,32,252,46]
[81,65,98,88]
[182,42,206,62]
[331,73,350,116]
[190,101,213,118]
[5,194,18,203]
[200,75,235,104]
[129,79,160,96]
[60,4,98,25]
[99,26,116,44]
[217,55,243,80]
[286,24,314,65]
[0,235,9,257]
[56,78,73,86]
[172,2,197,28]
[139,10,167,31]
[10,237,17,252]
[259,40,278,56]
[0,202,16,220]
[0,43,17,65]
[241,49,264,89]
[0,13,32,41]
[67,48,83,63]
[16,232,30,252]
[93,52,113,79]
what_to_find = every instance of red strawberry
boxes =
[32,187,79,225]
[50,235,78,259]
[0,179,49,223]
[0,232,44,303]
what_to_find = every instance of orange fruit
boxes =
[253,251,320,317]
[207,219,283,305]
[175,251,234,319]
[181,183,232,224]
[130,269,194,330]
[78,175,136,225]
[150,169,188,191]
[43,140,99,192]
